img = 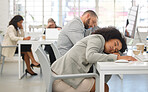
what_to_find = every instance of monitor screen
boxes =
[45,28,60,40]
[124,6,139,39]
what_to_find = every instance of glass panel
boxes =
[8,0,148,32]
[62,0,96,25]
[97,0,133,33]
[115,0,132,32]
[26,0,42,32]
[136,0,148,32]
[44,0,59,27]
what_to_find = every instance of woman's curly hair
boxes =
[91,27,127,53]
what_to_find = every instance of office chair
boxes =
[0,34,18,74]
[35,46,99,92]
[50,41,61,59]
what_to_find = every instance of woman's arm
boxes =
[117,55,137,61]
[18,26,31,40]
[8,26,24,41]
[112,52,137,61]
[86,35,117,63]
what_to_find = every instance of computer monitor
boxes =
[45,28,60,40]
[124,5,139,45]
[125,6,139,38]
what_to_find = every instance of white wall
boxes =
[0,0,9,34]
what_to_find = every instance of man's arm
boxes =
[66,20,85,45]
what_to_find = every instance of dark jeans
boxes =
[44,45,56,65]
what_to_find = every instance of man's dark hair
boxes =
[92,27,127,53]
[9,15,24,31]
[82,10,98,18]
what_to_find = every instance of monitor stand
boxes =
[136,28,142,43]
[127,28,142,46]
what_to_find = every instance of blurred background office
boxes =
[0,0,148,92]
[1,0,148,70]
[0,0,148,33]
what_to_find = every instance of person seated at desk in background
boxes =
[2,15,40,76]
[51,27,136,92]
[44,18,62,64]
[46,18,62,30]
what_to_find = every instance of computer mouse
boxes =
[115,59,129,63]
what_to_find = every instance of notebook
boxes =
[135,55,148,62]
[45,28,60,40]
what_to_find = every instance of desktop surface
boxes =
[96,57,148,92]
[97,61,148,70]
[135,55,148,62]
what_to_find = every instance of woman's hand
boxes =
[47,22,54,28]
[57,28,62,30]
[117,56,137,61]
[23,36,31,40]
[113,52,120,56]
[19,24,23,29]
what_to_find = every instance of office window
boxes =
[136,0,148,32]
[97,0,132,30]
[98,0,115,27]
[9,0,60,32]
[9,0,148,32]
[9,0,14,17]
[9,0,25,20]
[9,0,26,30]
[44,0,59,26]
[26,0,42,25]
[62,0,96,25]
[80,0,96,15]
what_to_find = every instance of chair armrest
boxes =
[93,64,97,73]
[53,73,98,80]
[2,45,17,48]
[53,73,99,92]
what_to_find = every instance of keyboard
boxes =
[135,55,148,62]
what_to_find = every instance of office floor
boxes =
[0,63,46,92]
[0,62,148,92]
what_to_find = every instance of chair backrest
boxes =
[0,44,2,61]
[35,46,52,89]
[35,46,99,92]
[0,43,2,57]
[0,34,3,43]
[50,41,61,59]
[0,34,3,57]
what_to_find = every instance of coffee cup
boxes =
[133,49,140,55]
[42,35,46,40]
[136,43,145,53]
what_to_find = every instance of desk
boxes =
[18,40,56,79]
[96,61,148,92]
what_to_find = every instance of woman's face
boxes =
[17,20,23,29]
[104,39,122,54]
[48,22,56,28]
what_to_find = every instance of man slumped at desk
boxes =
[57,10,98,56]
[51,27,136,92]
